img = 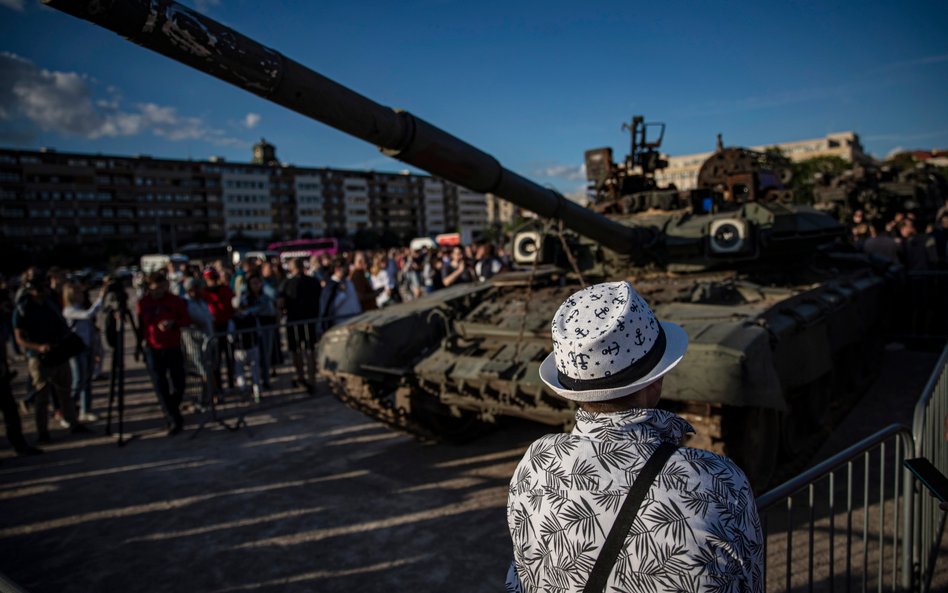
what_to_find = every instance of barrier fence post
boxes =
[910,344,948,593]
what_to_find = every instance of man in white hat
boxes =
[506,281,762,593]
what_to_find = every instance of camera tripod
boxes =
[105,300,141,447]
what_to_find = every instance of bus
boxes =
[178,240,254,266]
[267,238,339,266]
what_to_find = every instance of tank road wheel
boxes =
[723,406,780,491]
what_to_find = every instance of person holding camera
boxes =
[137,272,191,436]
[13,269,90,443]
[319,257,362,328]
[62,282,104,422]
[474,242,504,282]
[441,245,474,287]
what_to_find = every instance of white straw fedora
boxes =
[539,281,689,402]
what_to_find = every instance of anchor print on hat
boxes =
[539,280,689,402]
[552,281,660,381]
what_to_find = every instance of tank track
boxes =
[322,371,445,441]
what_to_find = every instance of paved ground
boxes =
[0,343,943,592]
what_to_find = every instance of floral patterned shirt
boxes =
[506,408,763,593]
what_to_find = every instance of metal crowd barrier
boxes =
[756,343,948,593]
[757,425,914,593]
[180,326,212,405]
[911,344,948,593]
[176,313,362,432]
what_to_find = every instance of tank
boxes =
[48,0,894,487]
[812,162,948,228]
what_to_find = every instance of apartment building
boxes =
[0,141,489,267]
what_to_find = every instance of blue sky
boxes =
[1,0,946,195]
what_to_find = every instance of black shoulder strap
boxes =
[583,441,679,593]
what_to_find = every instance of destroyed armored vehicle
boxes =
[51,0,895,487]
[813,162,948,226]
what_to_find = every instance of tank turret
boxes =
[49,0,897,489]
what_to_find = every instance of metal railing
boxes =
[756,343,948,593]
[0,572,29,593]
[758,424,915,593]
[911,344,948,593]
[176,313,363,427]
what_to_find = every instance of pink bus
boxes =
[267,238,340,266]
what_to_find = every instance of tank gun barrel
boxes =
[45,0,655,255]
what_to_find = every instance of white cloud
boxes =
[244,112,261,129]
[885,146,906,159]
[0,52,247,147]
[534,163,587,182]
[564,185,590,206]
[0,0,25,12]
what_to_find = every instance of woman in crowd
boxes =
[442,245,474,287]
[424,254,445,293]
[182,277,216,404]
[369,253,393,308]
[350,252,378,312]
[62,282,104,422]
[233,273,276,402]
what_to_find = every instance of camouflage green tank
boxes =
[50,0,895,488]
[318,120,891,487]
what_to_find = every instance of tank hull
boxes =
[318,262,889,488]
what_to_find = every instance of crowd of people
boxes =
[155,242,511,409]
[0,241,513,451]
[848,201,948,270]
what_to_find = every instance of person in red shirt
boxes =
[137,272,191,435]
[202,268,236,390]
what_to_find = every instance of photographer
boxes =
[441,246,474,287]
[319,257,362,328]
[137,272,191,436]
[62,282,104,422]
[474,242,504,282]
[13,269,90,442]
